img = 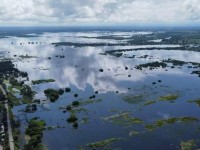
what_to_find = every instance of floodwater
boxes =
[0,29,200,150]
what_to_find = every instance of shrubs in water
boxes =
[65,87,71,92]
[72,101,80,107]
[99,69,104,72]
[58,89,64,95]
[25,104,37,113]
[44,89,60,102]
[89,95,96,99]
[72,122,78,129]
[67,115,78,123]
[74,93,78,98]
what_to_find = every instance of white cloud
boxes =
[0,0,199,25]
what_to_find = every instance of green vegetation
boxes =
[65,87,71,92]
[102,112,143,126]
[25,104,37,113]
[129,131,140,137]
[147,117,199,129]
[180,140,197,150]
[80,99,102,106]
[32,79,55,85]
[191,70,200,77]
[145,125,156,131]
[86,138,121,149]
[72,101,80,107]
[99,69,104,72]
[74,93,78,97]
[44,88,60,102]
[21,85,34,98]
[159,94,179,101]
[143,100,156,106]
[24,118,46,150]
[187,98,200,106]
[67,114,78,123]
[135,61,167,70]
[123,95,144,104]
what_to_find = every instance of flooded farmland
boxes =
[0,27,200,150]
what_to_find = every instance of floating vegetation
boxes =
[80,99,102,106]
[180,140,197,150]
[159,94,179,101]
[187,98,200,106]
[143,100,156,106]
[129,131,140,137]
[145,125,156,131]
[123,94,144,104]
[135,61,167,70]
[32,79,55,85]
[163,59,186,66]
[149,117,199,128]
[102,112,143,126]
[86,138,121,149]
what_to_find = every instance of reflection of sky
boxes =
[0,32,199,94]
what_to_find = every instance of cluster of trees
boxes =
[44,88,64,102]
[20,85,34,98]
[24,118,46,150]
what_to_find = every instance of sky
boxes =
[0,0,200,26]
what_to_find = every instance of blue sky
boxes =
[0,0,200,26]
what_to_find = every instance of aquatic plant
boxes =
[187,98,200,106]
[159,94,179,101]
[180,140,197,150]
[143,100,156,106]
[123,94,144,104]
[135,61,167,70]
[86,138,121,149]
[102,112,143,126]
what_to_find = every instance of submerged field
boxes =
[0,27,200,150]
